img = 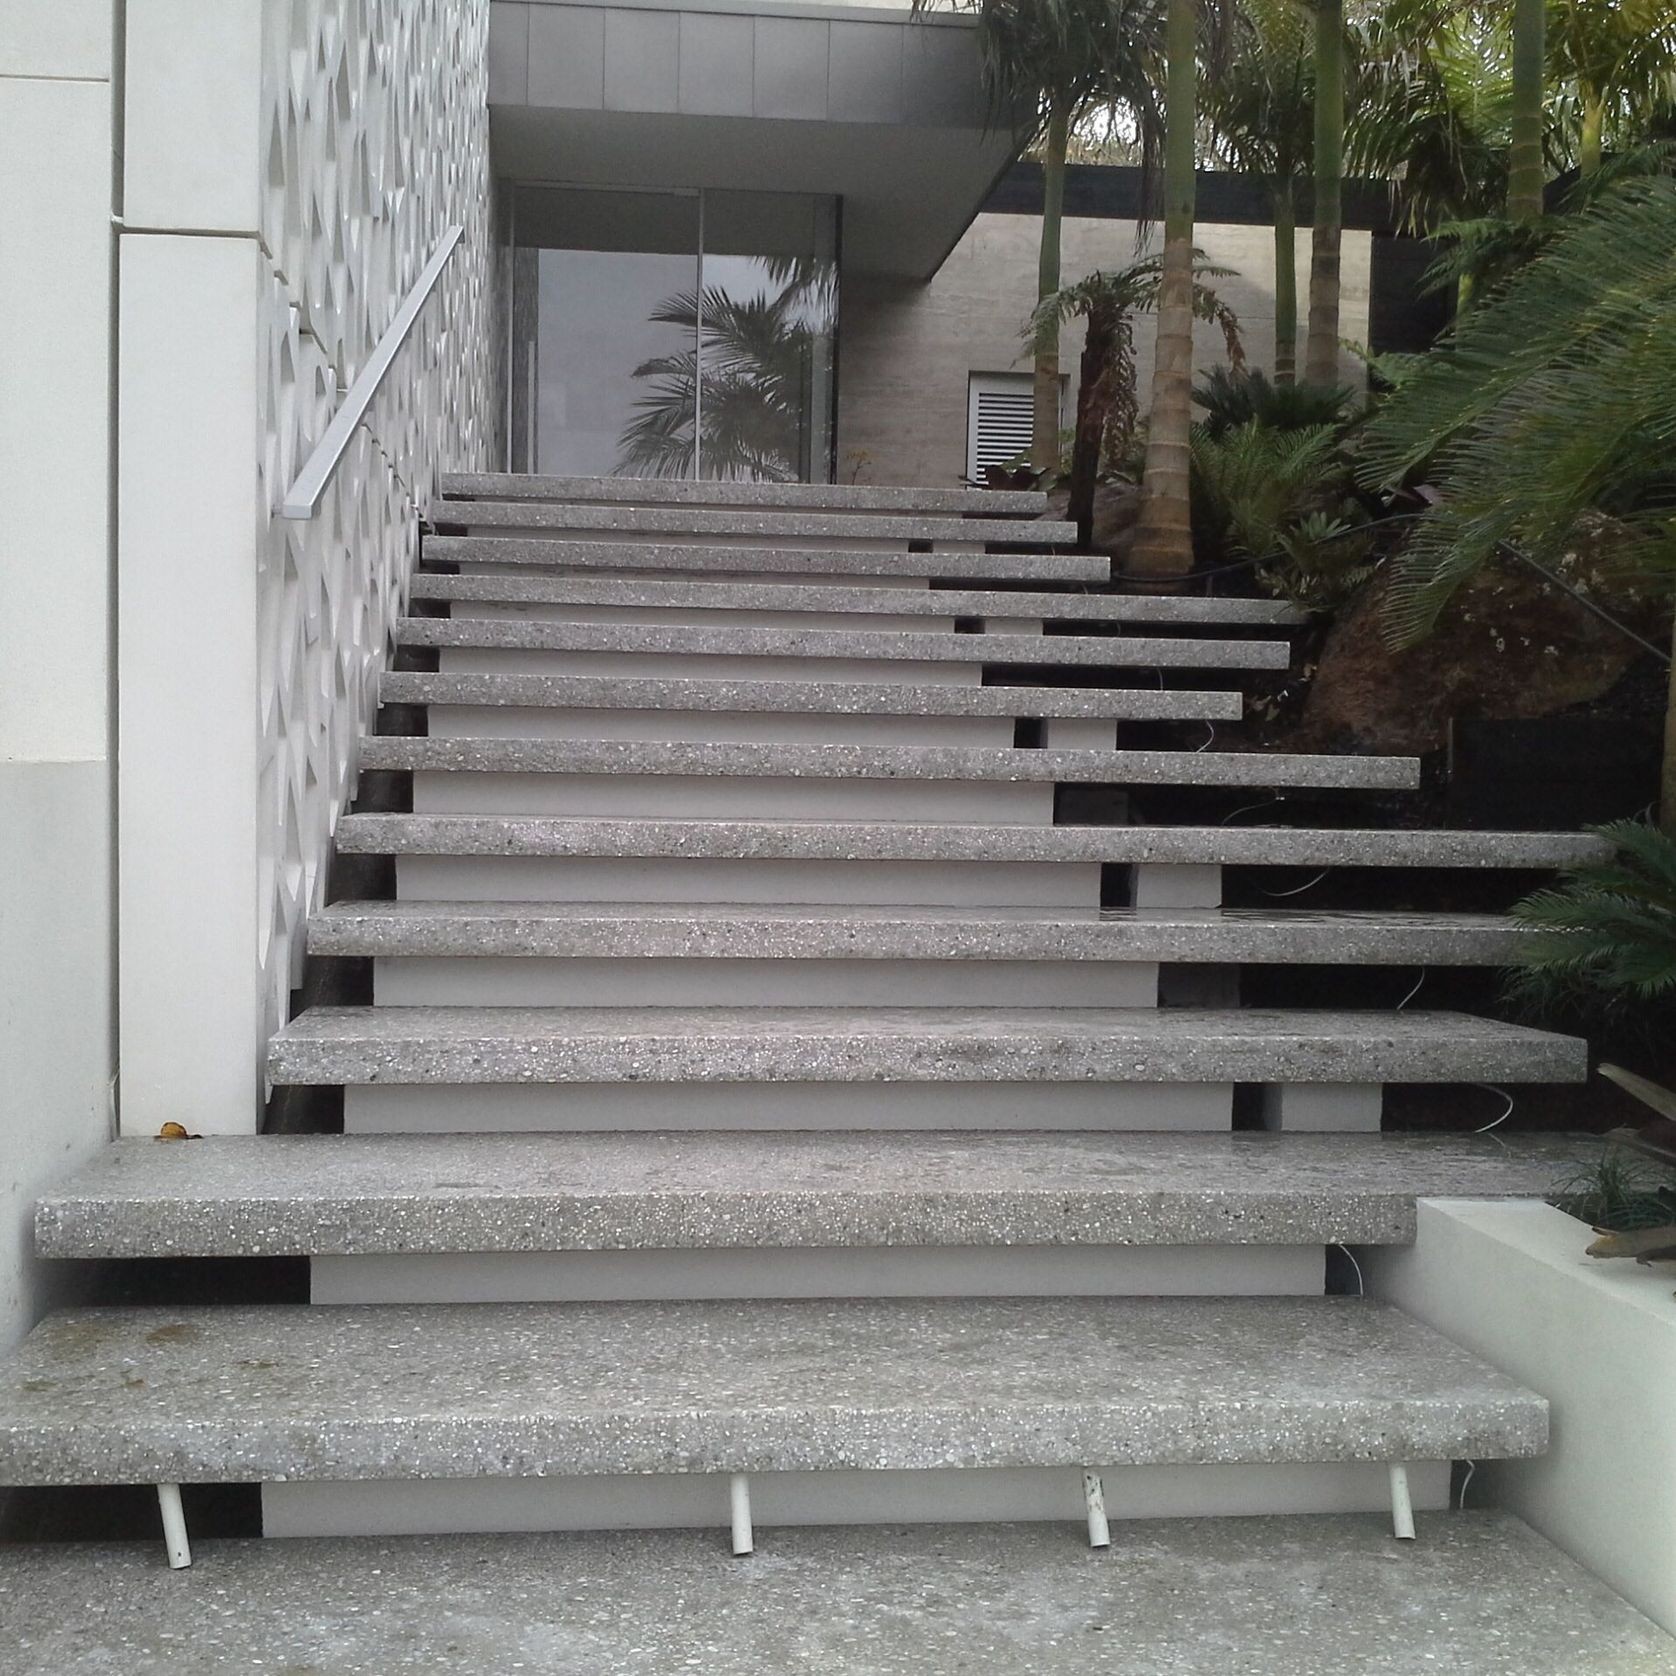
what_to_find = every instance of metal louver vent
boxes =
[966,373,1034,480]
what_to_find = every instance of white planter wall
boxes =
[1362,1198,1676,1637]
[118,0,498,1134]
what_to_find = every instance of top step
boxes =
[442,472,1049,519]
[434,501,1079,548]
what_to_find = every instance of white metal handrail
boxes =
[280,224,464,519]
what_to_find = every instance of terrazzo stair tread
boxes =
[336,813,1614,869]
[424,534,1109,583]
[396,615,1292,671]
[410,569,1306,626]
[1,1514,1667,1676]
[33,1131,1595,1259]
[435,501,1078,545]
[440,471,1049,516]
[265,1005,1586,1087]
[379,670,1245,722]
[0,1295,1546,1485]
[359,737,1422,792]
[310,900,1528,965]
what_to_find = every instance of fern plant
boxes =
[1193,365,1358,438]
[1509,819,1676,1013]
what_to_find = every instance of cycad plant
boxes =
[1356,177,1676,815]
[1510,819,1676,1012]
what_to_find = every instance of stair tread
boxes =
[0,1295,1544,1484]
[1,1514,1665,1675]
[35,1131,1593,1258]
[442,470,1049,515]
[410,568,1306,624]
[311,899,1526,964]
[359,736,1420,791]
[337,813,1613,868]
[425,534,1109,582]
[266,1004,1586,1086]
[437,501,1078,544]
[399,615,1291,669]
[380,669,1245,720]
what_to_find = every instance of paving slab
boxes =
[410,569,1305,624]
[309,901,1528,965]
[34,1132,1595,1259]
[424,534,1110,582]
[397,615,1292,669]
[0,1296,1545,1484]
[2,1515,1667,1676]
[335,814,1613,869]
[441,470,1049,515]
[380,669,1245,721]
[266,1005,1586,1087]
[435,501,1079,545]
[359,737,1422,791]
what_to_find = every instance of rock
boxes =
[1285,520,1669,757]
[1043,480,1142,563]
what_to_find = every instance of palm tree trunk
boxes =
[1663,613,1676,836]
[1033,101,1071,474]
[1580,87,1605,178]
[1131,0,1199,580]
[1304,0,1343,387]
[1274,179,1298,386]
[1508,0,1546,221]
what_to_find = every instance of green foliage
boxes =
[1357,177,1676,646]
[1509,819,1676,1014]
[1550,1143,1676,1234]
[1189,420,1375,612]
[1192,366,1357,438]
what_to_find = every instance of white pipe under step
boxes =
[157,1482,192,1569]
[1084,1469,1111,1549]
[1389,1463,1416,1541]
[729,1473,754,1557]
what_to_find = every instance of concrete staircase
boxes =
[2,473,1664,1672]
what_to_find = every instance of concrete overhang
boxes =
[488,0,1025,277]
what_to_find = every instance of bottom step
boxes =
[0,1515,1666,1673]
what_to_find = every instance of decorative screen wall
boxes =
[253,0,498,1064]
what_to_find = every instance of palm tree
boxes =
[1304,0,1347,383]
[913,1,1169,473]
[617,261,837,482]
[1507,0,1547,220]
[1029,255,1242,543]
[1549,0,1676,177]
[1201,0,1313,384]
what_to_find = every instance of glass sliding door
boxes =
[508,185,838,483]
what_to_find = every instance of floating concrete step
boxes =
[434,501,1078,546]
[441,470,1049,517]
[2,1515,1665,1676]
[34,1132,1593,1259]
[0,1295,1544,1486]
[398,616,1291,671]
[267,1005,1584,1089]
[359,737,1420,793]
[380,671,1244,723]
[310,901,1527,966]
[425,534,1108,583]
[336,814,1609,870]
[410,569,1305,627]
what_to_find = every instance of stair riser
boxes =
[371,957,1162,1010]
[262,1460,1452,1539]
[309,1244,1324,1305]
[394,855,1105,908]
[411,770,1058,823]
[342,1083,1236,1135]
[424,705,1018,748]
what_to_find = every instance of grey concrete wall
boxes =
[0,0,117,1357]
[837,210,1372,488]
